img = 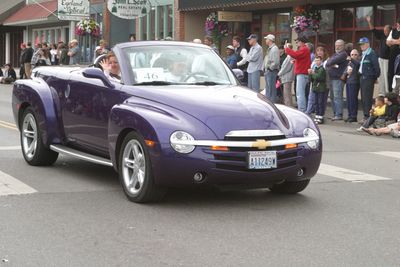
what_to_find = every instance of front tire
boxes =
[118,132,166,203]
[269,179,310,194]
[20,107,58,166]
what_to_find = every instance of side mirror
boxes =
[82,68,115,88]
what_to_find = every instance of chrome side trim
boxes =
[50,145,113,167]
[225,129,284,137]
[170,136,319,148]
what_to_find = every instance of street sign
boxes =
[107,0,151,20]
[58,0,90,21]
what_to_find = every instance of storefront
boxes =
[177,0,400,55]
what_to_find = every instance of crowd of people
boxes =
[198,17,400,138]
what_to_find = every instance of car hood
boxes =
[127,85,293,139]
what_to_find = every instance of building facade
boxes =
[176,0,400,54]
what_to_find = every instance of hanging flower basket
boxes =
[204,12,229,48]
[290,5,321,34]
[75,19,101,38]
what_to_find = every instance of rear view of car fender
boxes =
[12,78,63,146]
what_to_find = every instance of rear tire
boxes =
[20,107,58,166]
[269,179,310,194]
[118,131,166,203]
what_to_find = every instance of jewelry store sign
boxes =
[218,11,252,22]
[58,0,90,20]
[107,0,151,20]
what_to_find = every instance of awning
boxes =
[3,0,58,26]
[178,0,296,11]
[0,0,25,24]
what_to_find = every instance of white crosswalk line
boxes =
[0,146,21,151]
[370,151,400,160]
[318,163,392,182]
[0,170,37,196]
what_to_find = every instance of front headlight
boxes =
[303,128,319,149]
[170,131,196,154]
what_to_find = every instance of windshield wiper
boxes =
[134,81,176,85]
[188,81,226,85]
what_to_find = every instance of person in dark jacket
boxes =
[384,92,399,124]
[386,18,400,92]
[343,49,361,122]
[358,37,381,121]
[0,63,17,84]
[326,39,348,120]
[19,43,26,79]
[23,42,34,79]
[309,56,327,124]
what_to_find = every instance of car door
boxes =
[61,73,126,157]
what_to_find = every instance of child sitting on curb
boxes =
[358,96,386,132]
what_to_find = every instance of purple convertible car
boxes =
[12,41,321,203]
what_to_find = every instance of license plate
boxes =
[247,151,277,169]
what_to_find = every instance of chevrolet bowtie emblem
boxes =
[252,139,271,149]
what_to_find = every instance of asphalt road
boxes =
[0,83,399,267]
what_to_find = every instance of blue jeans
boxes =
[315,91,326,117]
[264,70,278,102]
[305,90,316,114]
[346,83,359,119]
[331,79,344,118]
[247,71,261,92]
[296,74,309,112]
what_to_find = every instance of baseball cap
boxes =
[264,34,275,42]
[246,34,258,40]
[358,37,370,44]
[226,45,235,50]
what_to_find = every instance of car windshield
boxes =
[122,45,237,86]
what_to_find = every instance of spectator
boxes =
[384,92,399,124]
[367,16,391,95]
[387,18,400,92]
[95,39,109,58]
[358,96,387,132]
[225,45,237,69]
[278,43,295,107]
[309,56,327,124]
[19,43,26,79]
[284,36,311,112]
[245,34,264,92]
[232,35,248,83]
[58,42,69,65]
[50,44,58,65]
[129,34,136,42]
[358,37,381,122]
[204,36,219,54]
[364,111,400,136]
[263,34,280,103]
[30,43,42,68]
[343,49,361,123]
[68,39,80,65]
[35,48,51,66]
[326,39,348,121]
[306,46,329,115]
[0,63,17,84]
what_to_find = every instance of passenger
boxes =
[99,51,121,83]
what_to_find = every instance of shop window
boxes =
[317,10,335,53]
[261,12,290,49]
[337,31,353,44]
[356,7,373,28]
[375,5,396,27]
[338,8,354,28]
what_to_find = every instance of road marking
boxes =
[370,151,400,160]
[0,170,37,196]
[0,146,21,151]
[318,163,392,182]
[0,120,17,131]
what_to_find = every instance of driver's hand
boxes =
[99,58,110,71]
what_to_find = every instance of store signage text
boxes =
[218,11,252,22]
[107,0,151,20]
[58,0,90,20]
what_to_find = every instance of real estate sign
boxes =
[107,0,151,20]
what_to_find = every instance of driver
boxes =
[165,58,188,83]
[99,51,121,83]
